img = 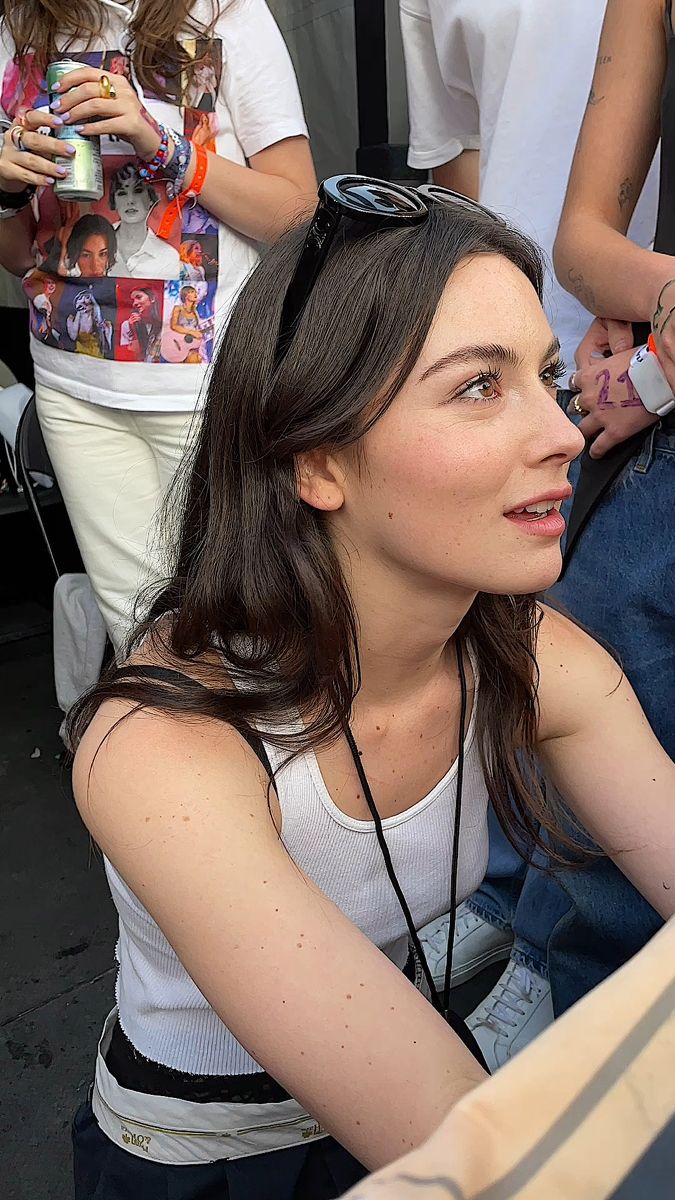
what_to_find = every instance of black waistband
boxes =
[105,1020,293,1104]
[105,952,418,1104]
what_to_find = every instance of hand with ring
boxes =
[566,345,658,458]
[0,108,75,194]
[48,65,163,161]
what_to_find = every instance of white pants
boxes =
[36,384,198,651]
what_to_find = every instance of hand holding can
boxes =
[48,63,164,162]
[47,61,103,201]
[0,107,75,194]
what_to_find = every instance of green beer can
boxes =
[46,60,104,202]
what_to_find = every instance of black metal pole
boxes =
[353,0,389,175]
[353,0,428,180]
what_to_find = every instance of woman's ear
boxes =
[296,450,346,512]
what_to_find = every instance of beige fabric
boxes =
[36,383,198,649]
[345,919,675,1199]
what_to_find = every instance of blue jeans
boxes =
[468,419,673,1014]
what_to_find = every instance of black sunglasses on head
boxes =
[276,174,506,365]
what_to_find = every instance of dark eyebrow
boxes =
[419,336,561,383]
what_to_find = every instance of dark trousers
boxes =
[1,306,34,389]
[73,1102,368,1200]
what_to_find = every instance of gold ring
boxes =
[572,395,586,416]
[100,73,112,100]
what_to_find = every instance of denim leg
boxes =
[465,801,528,931]
[542,422,674,1013]
[509,857,571,980]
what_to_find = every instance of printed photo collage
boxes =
[3,42,223,364]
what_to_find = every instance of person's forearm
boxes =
[432,151,480,202]
[554,214,675,323]
[187,149,315,243]
[0,207,36,276]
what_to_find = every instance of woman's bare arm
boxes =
[432,152,480,202]
[187,136,317,243]
[554,0,670,321]
[536,607,675,919]
[73,703,486,1171]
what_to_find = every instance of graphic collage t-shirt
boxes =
[0,0,308,411]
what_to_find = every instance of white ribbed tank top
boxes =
[105,696,489,1076]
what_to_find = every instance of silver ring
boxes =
[568,371,580,392]
[572,394,586,417]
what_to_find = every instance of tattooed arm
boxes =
[554,0,672,322]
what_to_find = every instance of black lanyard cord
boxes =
[343,637,467,1022]
[442,638,467,1019]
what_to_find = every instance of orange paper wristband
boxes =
[157,143,210,241]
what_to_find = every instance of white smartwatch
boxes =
[628,337,675,417]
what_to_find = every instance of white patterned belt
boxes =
[91,1009,327,1165]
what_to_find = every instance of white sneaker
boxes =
[466,959,554,1072]
[419,903,514,991]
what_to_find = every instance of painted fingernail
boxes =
[59,112,71,123]
[52,81,61,92]
[56,166,68,176]
[73,125,84,133]
[51,115,63,126]
[50,98,61,110]
[64,143,76,155]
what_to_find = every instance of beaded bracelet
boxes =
[164,133,192,200]
[156,144,209,242]
[138,123,170,182]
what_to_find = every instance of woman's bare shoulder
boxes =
[534,603,623,742]
[72,623,268,836]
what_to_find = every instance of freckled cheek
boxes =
[369,432,503,517]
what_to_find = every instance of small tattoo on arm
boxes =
[587,86,605,106]
[567,267,597,313]
[618,177,633,210]
[596,54,613,66]
[617,369,643,407]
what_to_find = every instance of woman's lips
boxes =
[504,509,566,537]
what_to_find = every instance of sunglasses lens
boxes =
[323,175,427,221]
[418,184,505,225]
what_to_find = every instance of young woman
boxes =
[166,283,208,363]
[0,0,315,648]
[70,179,675,1200]
[179,237,209,280]
[108,162,180,279]
[66,288,113,357]
[120,285,162,362]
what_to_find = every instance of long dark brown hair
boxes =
[3,0,220,104]
[70,204,584,864]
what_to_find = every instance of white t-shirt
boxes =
[0,0,308,410]
[109,223,181,280]
[400,0,659,373]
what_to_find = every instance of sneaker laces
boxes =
[419,918,450,956]
[473,963,537,1033]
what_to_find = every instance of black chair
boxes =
[15,394,83,578]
